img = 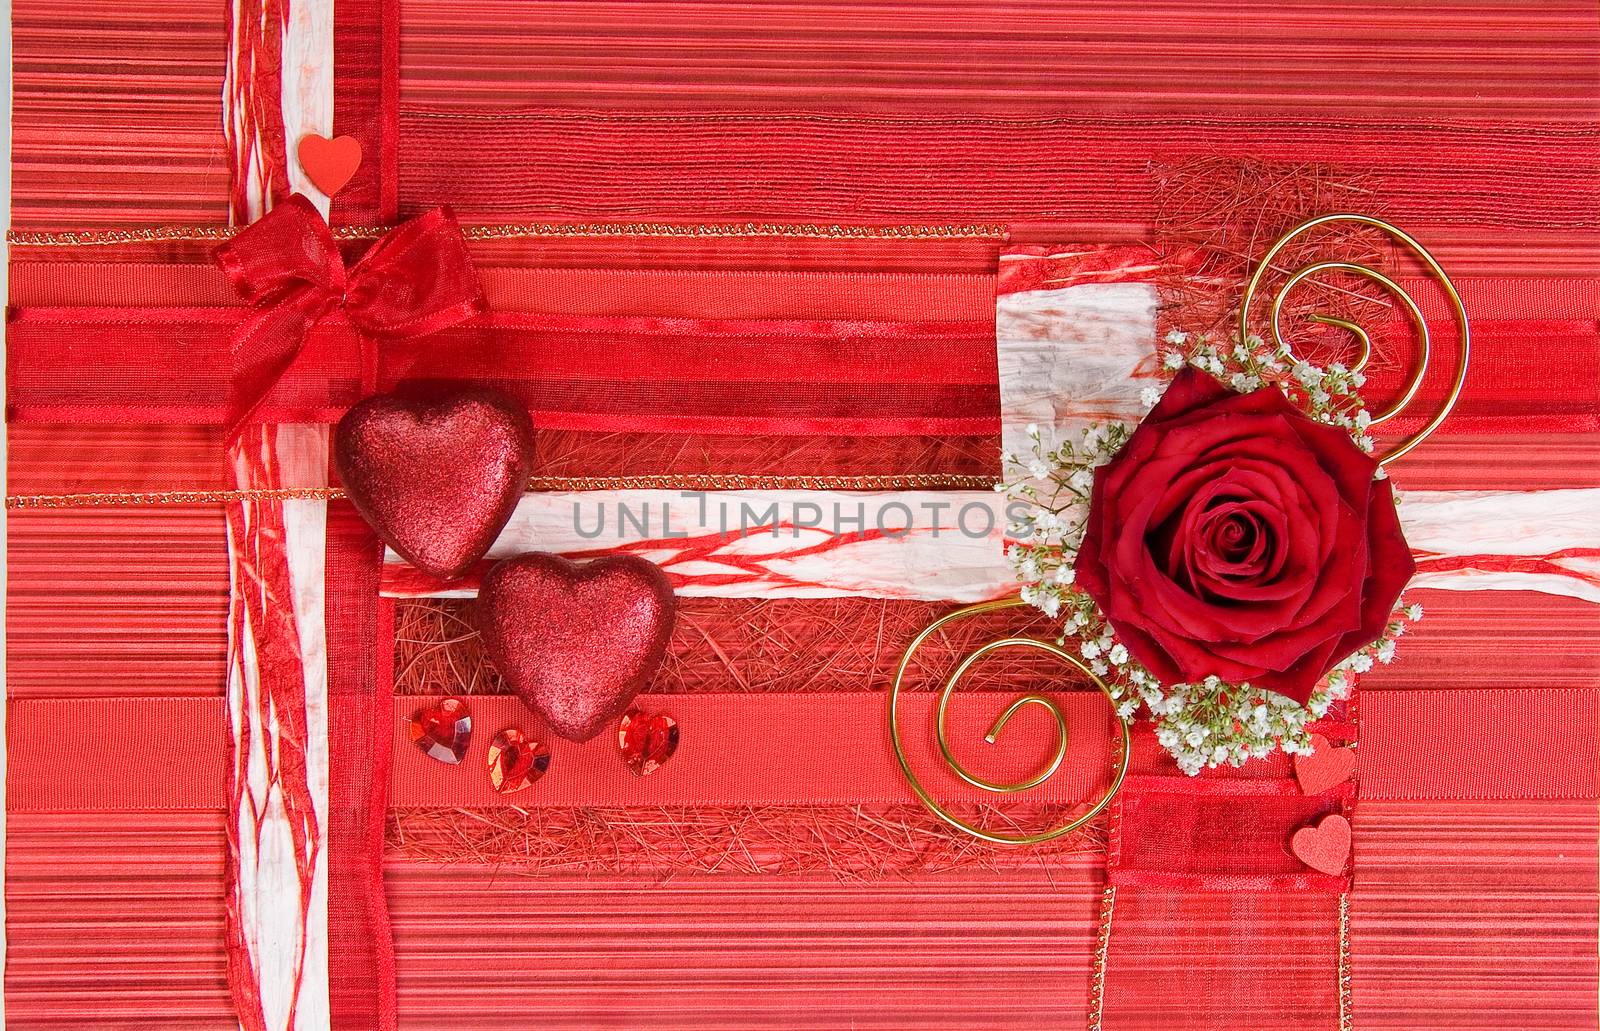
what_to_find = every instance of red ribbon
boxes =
[214,193,486,434]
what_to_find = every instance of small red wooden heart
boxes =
[296,134,362,196]
[476,553,677,742]
[1291,813,1352,875]
[334,390,535,581]
[1294,733,1356,795]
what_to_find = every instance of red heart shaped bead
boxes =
[618,708,679,776]
[486,728,550,794]
[334,390,534,581]
[1291,813,1352,875]
[296,134,362,196]
[1294,733,1357,795]
[407,697,472,764]
[475,553,677,742]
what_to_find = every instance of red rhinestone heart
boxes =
[618,709,679,777]
[334,390,535,581]
[487,728,550,794]
[407,697,471,764]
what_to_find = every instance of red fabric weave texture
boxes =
[325,505,398,1031]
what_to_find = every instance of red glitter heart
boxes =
[475,553,677,743]
[618,708,679,776]
[296,134,362,196]
[334,390,534,581]
[1294,733,1357,795]
[1290,813,1352,876]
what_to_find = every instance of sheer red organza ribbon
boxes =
[214,193,486,434]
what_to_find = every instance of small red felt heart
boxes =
[1291,813,1352,875]
[476,553,677,743]
[334,390,535,580]
[296,134,362,196]
[618,708,679,776]
[1295,733,1356,795]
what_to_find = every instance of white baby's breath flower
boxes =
[1139,386,1163,408]
[1108,643,1129,665]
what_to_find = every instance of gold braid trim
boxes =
[8,222,1006,247]
[6,473,997,508]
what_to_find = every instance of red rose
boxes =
[1073,366,1413,704]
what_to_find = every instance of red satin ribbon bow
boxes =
[214,193,486,434]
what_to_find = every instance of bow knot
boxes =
[215,194,485,433]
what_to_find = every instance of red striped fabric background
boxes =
[8,807,1593,1029]
[7,0,1600,1028]
[10,0,229,228]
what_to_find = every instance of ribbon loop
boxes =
[216,193,346,304]
[215,194,486,434]
[343,207,484,338]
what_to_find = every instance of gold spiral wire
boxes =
[1238,213,1471,466]
[886,599,1131,846]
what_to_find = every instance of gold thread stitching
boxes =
[1088,885,1116,1031]
[1339,892,1354,1031]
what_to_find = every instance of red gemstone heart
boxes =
[1294,733,1357,795]
[334,390,535,581]
[486,728,550,794]
[618,708,679,776]
[1291,813,1352,875]
[296,134,362,196]
[407,697,472,764]
[475,553,677,742]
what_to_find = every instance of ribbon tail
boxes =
[225,297,322,437]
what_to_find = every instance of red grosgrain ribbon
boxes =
[213,193,486,434]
